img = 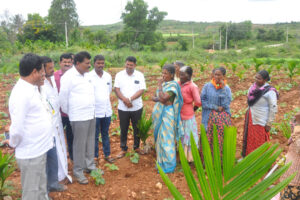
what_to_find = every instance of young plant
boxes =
[253,58,264,72]
[111,111,117,122]
[266,65,274,75]
[243,62,250,70]
[158,125,295,200]
[159,58,168,69]
[286,60,299,81]
[126,151,139,164]
[200,64,206,73]
[0,112,8,118]
[90,169,105,185]
[0,151,15,196]
[104,163,119,171]
[236,70,246,81]
[275,64,281,72]
[142,93,150,101]
[231,63,237,74]
[274,121,291,139]
[137,109,152,154]
[111,127,121,136]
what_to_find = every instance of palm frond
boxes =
[158,125,295,200]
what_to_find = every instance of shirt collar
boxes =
[124,69,136,77]
[19,78,36,89]
[92,69,106,78]
[180,80,192,87]
[73,66,84,77]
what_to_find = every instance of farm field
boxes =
[0,64,299,200]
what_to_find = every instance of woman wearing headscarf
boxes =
[201,67,232,156]
[178,66,202,162]
[242,70,279,157]
[152,64,184,173]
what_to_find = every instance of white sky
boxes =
[0,0,299,25]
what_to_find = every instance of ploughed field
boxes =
[0,65,299,200]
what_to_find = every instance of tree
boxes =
[0,28,12,54]
[220,21,252,48]
[256,28,285,41]
[118,0,167,48]
[177,37,188,51]
[48,0,79,40]
[0,10,24,44]
[18,13,58,42]
[11,14,25,35]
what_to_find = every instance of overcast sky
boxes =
[0,0,299,25]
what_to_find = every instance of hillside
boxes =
[83,20,300,34]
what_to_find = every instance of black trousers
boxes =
[118,108,143,151]
[62,116,74,160]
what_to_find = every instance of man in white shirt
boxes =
[114,56,146,158]
[7,53,53,200]
[89,55,114,163]
[59,51,96,184]
[41,56,71,191]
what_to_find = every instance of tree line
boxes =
[0,0,291,55]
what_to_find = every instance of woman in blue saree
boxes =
[152,64,184,173]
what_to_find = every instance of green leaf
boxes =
[191,134,213,200]
[157,125,295,200]
[257,173,296,200]
[178,140,203,199]
[228,142,271,179]
[104,163,119,171]
[240,162,292,200]
[90,169,105,185]
[126,152,140,164]
[157,162,185,200]
[137,109,152,144]
[200,125,220,200]
[223,144,280,195]
[223,126,237,182]
[223,149,281,200]
[0,151,15,190]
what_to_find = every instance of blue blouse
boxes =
[201,82,232,129]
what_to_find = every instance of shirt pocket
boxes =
[133,80,140,90]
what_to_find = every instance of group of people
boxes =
[152,62,279,174]
[6,52,146,200]
[6,51,281,199]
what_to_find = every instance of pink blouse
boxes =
[179,81,202,120]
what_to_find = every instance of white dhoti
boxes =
[43,76,72,183]
[53,115,72,182]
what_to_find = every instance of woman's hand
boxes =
[152,96,159,102]
[218,106,224,112]
[220,79,225,89]
[265,125,271,133]
[193,106,199,112]
[158,78,164,87]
